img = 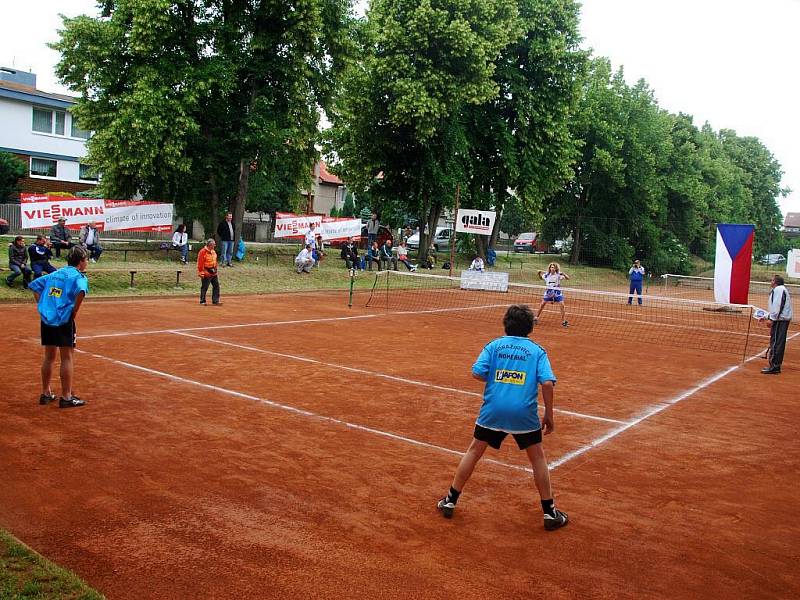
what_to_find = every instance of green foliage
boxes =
[341,191,356,217]
[0,152,26,202]
[500,194,538,237]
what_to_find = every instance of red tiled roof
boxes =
[784,213,800,228]
[318,161,343,185]
[0,80,77,104]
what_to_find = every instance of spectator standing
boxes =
[403,225,413,242]
[49,217,74,258]
[197,239,221,305]
[425,244,437,269]
[216,212,235,267]
[396,241,417,271]
[28,246,90,408]
[435,305,568,530]
[366,213,380,247]
[79,221,103,263]
[761,274,793,375]
[305,222,318,250]
[295,243,315,274]
[367,241,382,271]
[381,239,398,271]
[628,260,645,305]
[171,224,189,264]
[340,237,360,270]
[28,236,57,278]
[6,236,32,288]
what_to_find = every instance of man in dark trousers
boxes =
[216,212,235,268]
[340,237,360,271]
[49,217,75,258]
[761,274,793,375]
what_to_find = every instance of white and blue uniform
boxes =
[541,271,565,302]
[472,336,556,433]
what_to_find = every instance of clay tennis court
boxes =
[1,289,798,599]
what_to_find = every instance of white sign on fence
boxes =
[788,249,800,279]
[273,211,361,241]
[20,194,173,232]
[460,270,509,292]
[455,208,496,235]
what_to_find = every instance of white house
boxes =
[0,67,97,199]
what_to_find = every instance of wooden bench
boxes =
[101,247,156,261]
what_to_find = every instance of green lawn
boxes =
[0,529,104,600]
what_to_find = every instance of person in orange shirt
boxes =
[197,238,221,305]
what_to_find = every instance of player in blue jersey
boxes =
[28,246,90,408]
[436,305,568,531]
[535,262,570,327]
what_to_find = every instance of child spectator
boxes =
[6,236,32,288]
[28,235,57,279]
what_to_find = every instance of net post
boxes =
[348,268,355,307]
[743,305,754,362]
[449,183,459,278]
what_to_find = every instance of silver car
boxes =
[407,227,453,251]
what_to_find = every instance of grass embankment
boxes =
[0,529,104,600]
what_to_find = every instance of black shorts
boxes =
[41,320,77,348]
[474,424,542,450]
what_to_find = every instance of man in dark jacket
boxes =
[28,235,57,278]
[49,217,74,258]
[340,237,360,270]
[6,236,32,288]
[216,212,235,267]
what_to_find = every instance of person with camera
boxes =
[197,238,222,305]
[628,259,645,305]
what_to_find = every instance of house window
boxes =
[71,117,91,140]
[30,157,57,178]
[79,163,99,181]
[32,107,66,136]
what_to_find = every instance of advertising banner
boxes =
[455,209,496,235]
[20,194,174,232]
[788,249,800,279]
[274,212,361,241]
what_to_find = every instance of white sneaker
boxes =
[90,258,96,263]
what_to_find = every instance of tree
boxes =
[327,0,521,260]
[0,152,26,202]
[341,191,356,217]
[52,0,350,248]
[499,194,537,237]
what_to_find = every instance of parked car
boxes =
[549,239,569,254]
[513,232,538,253]
[760,253,786,265]
[407,227,453,252]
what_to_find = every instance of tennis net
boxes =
[661,274,799,303]
[363,270,761,356]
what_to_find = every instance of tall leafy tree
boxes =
[52,0,350,244]
[0,152,26,202]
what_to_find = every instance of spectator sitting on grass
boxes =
[295,243,315,274]
[28,235,56,279]
[396,241,417,271]
[6,236,32,288]
[367,241,382,271]
[469,256,485,272]
[341,237,360,270]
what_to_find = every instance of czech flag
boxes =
[714,223,754,304]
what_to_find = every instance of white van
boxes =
[407,227,453,251]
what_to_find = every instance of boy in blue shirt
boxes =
[437,305,568,530]
[28,246,90,408]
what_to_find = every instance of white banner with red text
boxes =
[20,194,174,232]
[274,212,361,241]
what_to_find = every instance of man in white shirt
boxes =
[761,274,793,374]
[79,221,103,263]
[295,243,315,274]
[305,223,318,250]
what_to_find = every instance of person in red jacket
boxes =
[197,239,221,305]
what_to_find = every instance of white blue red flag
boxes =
[714,223,754,304]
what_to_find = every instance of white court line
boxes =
[77,349,532,474]
[173,331,627,425]
[548,330,800,470]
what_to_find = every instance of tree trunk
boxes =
[209,171,221,242]
[232,158,250,256]
[570,215,582,265]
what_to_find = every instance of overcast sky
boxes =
[2,0,797,217]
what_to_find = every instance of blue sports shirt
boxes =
[472,336,556,433]
[28,266,89,326]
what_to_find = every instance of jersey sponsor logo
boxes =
[48,287,63,298]
[495,369,526,385]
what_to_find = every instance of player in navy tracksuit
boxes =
[628,260,645,305]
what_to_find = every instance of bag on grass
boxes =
[236,238,246,261]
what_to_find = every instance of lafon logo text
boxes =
[495,369,526,385]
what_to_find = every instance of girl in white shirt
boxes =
[535,262,570,327]
[171,224,189,264]
[469,256,485,272]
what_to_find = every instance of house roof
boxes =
[0,80,77,109]
[784,213,800,228]
[318,161,343,185]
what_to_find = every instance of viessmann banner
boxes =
[20,194,174,232]
[274,211,362,241]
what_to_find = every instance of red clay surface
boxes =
[1,292,798,599]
